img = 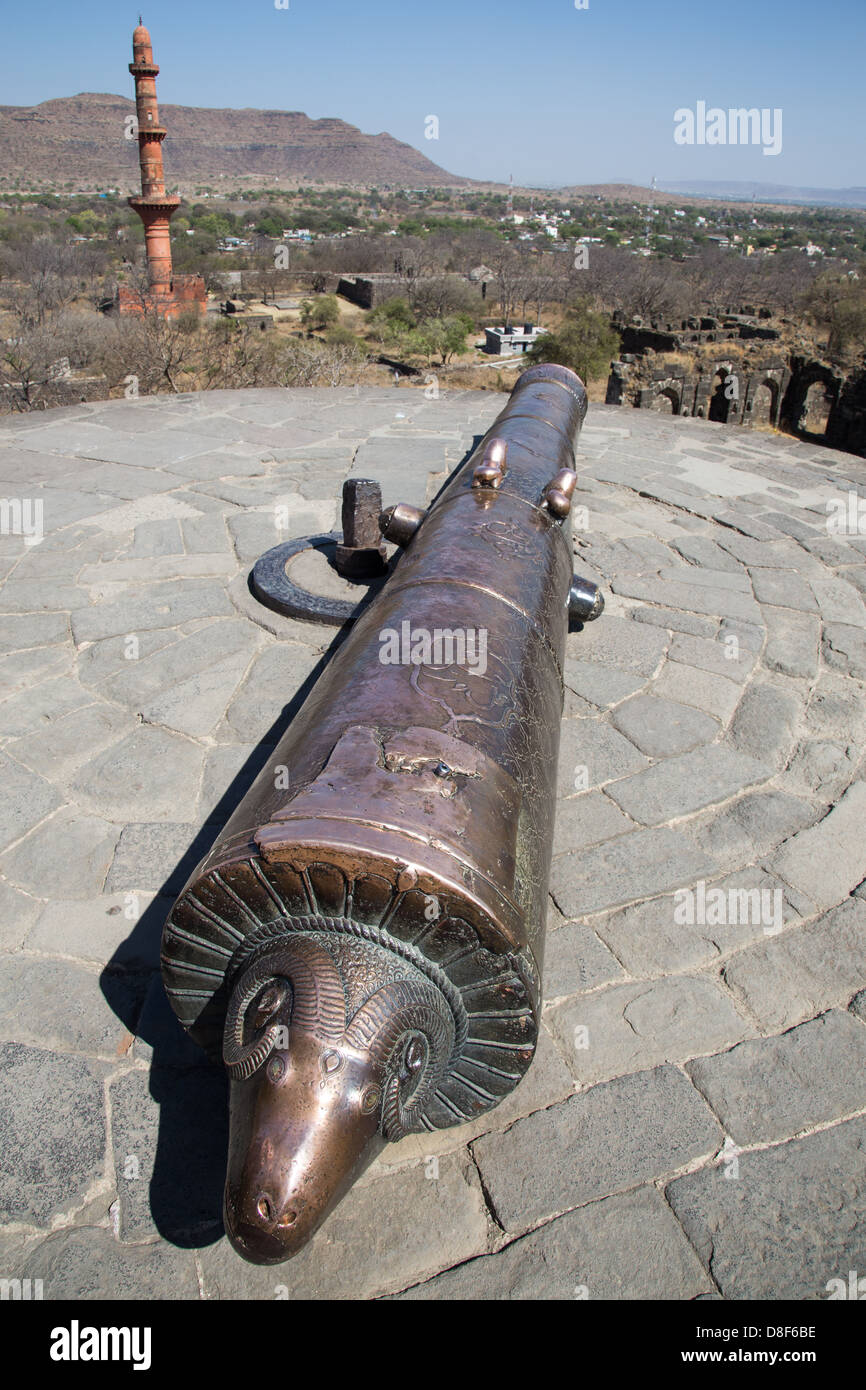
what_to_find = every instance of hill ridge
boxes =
[0,93,468,189]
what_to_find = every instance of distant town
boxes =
[1,22,864,455]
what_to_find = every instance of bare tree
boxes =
[0,237,81,329]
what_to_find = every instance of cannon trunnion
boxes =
[161,363,601,1263]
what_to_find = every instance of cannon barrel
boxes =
[162,362,599,1263]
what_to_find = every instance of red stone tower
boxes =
[127,19,179,290]
[120,20,205,319]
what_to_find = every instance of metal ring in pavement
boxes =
[250,532,376,627]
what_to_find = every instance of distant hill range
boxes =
[0,93,468,189]
[658,179,866,210]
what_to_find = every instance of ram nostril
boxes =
[256,1194,274,1223]
[277,1209,298,1228]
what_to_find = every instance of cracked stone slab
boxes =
[551,825,715,918]
[652,661,743,722]
[69,728,205,823]
[557,719,649,793]
[612,573,763,625]
[723,898,866,1032]
[138,649,254,737]
[95,618,261,708]
[659,564,751,594]
[472,1064,722,1233]
[672,536,746,574]
[396,1187,711,1300]
[6,702,129,781]
[688,789,823,868]
[0,675,92,738]
[566,614,668,676]
[105,823,203,895]
[809,576,866,628]
[666,1117,866,1299]
[749,567,820,612]
[787,738,860,801]
[552,791,634,857]
[222,643,322,742]
[727,681,801,768]
[767,780,866,910]
[0,646,72,700]
[0,876,42,951]
[604,746,771,826]
[70,579,234,643]
[822,623,866,680]
[79,553,236,584]
[610,693,720,758]
[687,1010,866,1145]
[718,615,765,653]
[0,806,118,898]
[630,605,718,639]
[805,672,866,742]
[594,867,798,977]
[667,631,757,681]
[127,519,183,558]
[543,920,626,999]
[562,659,647,708]
[761,605,821,679]
[0,753,62,853]
[546,975,751,1087]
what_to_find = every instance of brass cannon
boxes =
[161,363,602,1263]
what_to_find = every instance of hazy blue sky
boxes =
[1,0,863,189]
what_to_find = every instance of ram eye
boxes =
[251,982,287,1030]
[360,1085,381,1114]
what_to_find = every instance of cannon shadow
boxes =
[98,435,487,1250]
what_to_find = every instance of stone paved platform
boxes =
[0,387,865,1301]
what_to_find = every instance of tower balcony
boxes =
[129,62,160,77]
[128,194,182,215]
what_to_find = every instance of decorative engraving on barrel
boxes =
[467,516,540,560]
[411,650,517,733]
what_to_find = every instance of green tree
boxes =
[367,297,416,344]
[299,294,340,331]
[527,302,620,383]
[407,313,473,365]
[255,214,284,239]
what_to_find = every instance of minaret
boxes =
[127,20,180,291]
